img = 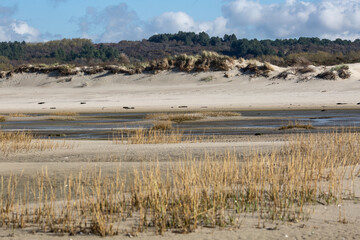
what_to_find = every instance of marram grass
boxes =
[1,130,359,236]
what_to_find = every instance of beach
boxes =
[1,63,360,239]
[1,63,360,113]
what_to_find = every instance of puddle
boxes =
[1,110,360,139]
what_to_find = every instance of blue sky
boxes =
[1,0,360,42]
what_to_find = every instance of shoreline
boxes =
[1,104,360,114]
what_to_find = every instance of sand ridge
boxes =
[0,63,360,113]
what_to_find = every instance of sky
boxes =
[1,0,360,43]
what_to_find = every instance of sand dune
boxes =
[0,63,360,113]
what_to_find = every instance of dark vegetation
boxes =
[1,32,360,71]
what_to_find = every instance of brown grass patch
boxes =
[146,112,240,123]
[0,116,5,122]
[47,116,76,121]
[279,121,315,130]
[202,111,241,117]
[146,113,203,123]
[151,120,173,130]
[0,131,69,156]
[112,128,203,144]
[8,113,29,117]
[316,70,336,80]
[296,66,315,74]
[52,111,79,117]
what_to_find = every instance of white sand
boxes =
[1,63,360,113]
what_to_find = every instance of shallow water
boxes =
[1,109,360,139]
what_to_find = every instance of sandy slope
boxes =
[0,63,360,113]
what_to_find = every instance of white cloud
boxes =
[11,21,40,41]
[147,12,230,38]
[0,4,43,42]
[222,0,360,40]
[77,5,231,42]
[149,12,196,33]
[3,1,360,43]
[77,3,144,42]
[70,0,360,42]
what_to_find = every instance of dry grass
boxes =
[202,111,241,117]
[199,76,214,82]
[8,113,29,117]
[146,113,203,123]
[146,112,240,123]
[1,130,359,236]
[279,121,315,130]
[296,66,315,74]
[0,131,69,156]
[0,116,5,122]
[264,62,274,71]
[316,70,337,80]
[151,120,173,130]
[112,128,203,144]
[47,116,76,121]
[52,111,79,117]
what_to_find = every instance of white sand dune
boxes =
[0,63,360,113]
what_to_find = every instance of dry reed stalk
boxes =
[0,130,359,235]
[51,111,79,117]
[146,112,241,123]
[201,111,241,117]
[151,120,173,130]
[145,113,203,123]
[279,121,315,130]
[8,113,29,117]
[0,131,70,156]
[112,128,203,144]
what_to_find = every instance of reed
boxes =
[202,111,241,117]
[0,130,359,236]
[146,111,240,123]
[146,113,203,123]
[0,131,69,156]
[151,120,173,130]
[8,113,29,117]
[279,121,315,130]
[52,111,79,117]
[112,128,203,144]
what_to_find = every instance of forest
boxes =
[1,31,360,70]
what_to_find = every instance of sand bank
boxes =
[1,63,360,113]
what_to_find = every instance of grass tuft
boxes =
[0,131,69,156]
[202,111,241,117]
[146,112,240,123]
[146,113,203,123]
[151,120,173,130]
[199,76,214,82]
[279,121,315,130]
[8,113,29,117]
[112,128,203,144]
[52,111,79,116]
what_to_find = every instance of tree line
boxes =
[2,32,360,71]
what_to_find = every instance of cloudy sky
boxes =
[1,0,360,42]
